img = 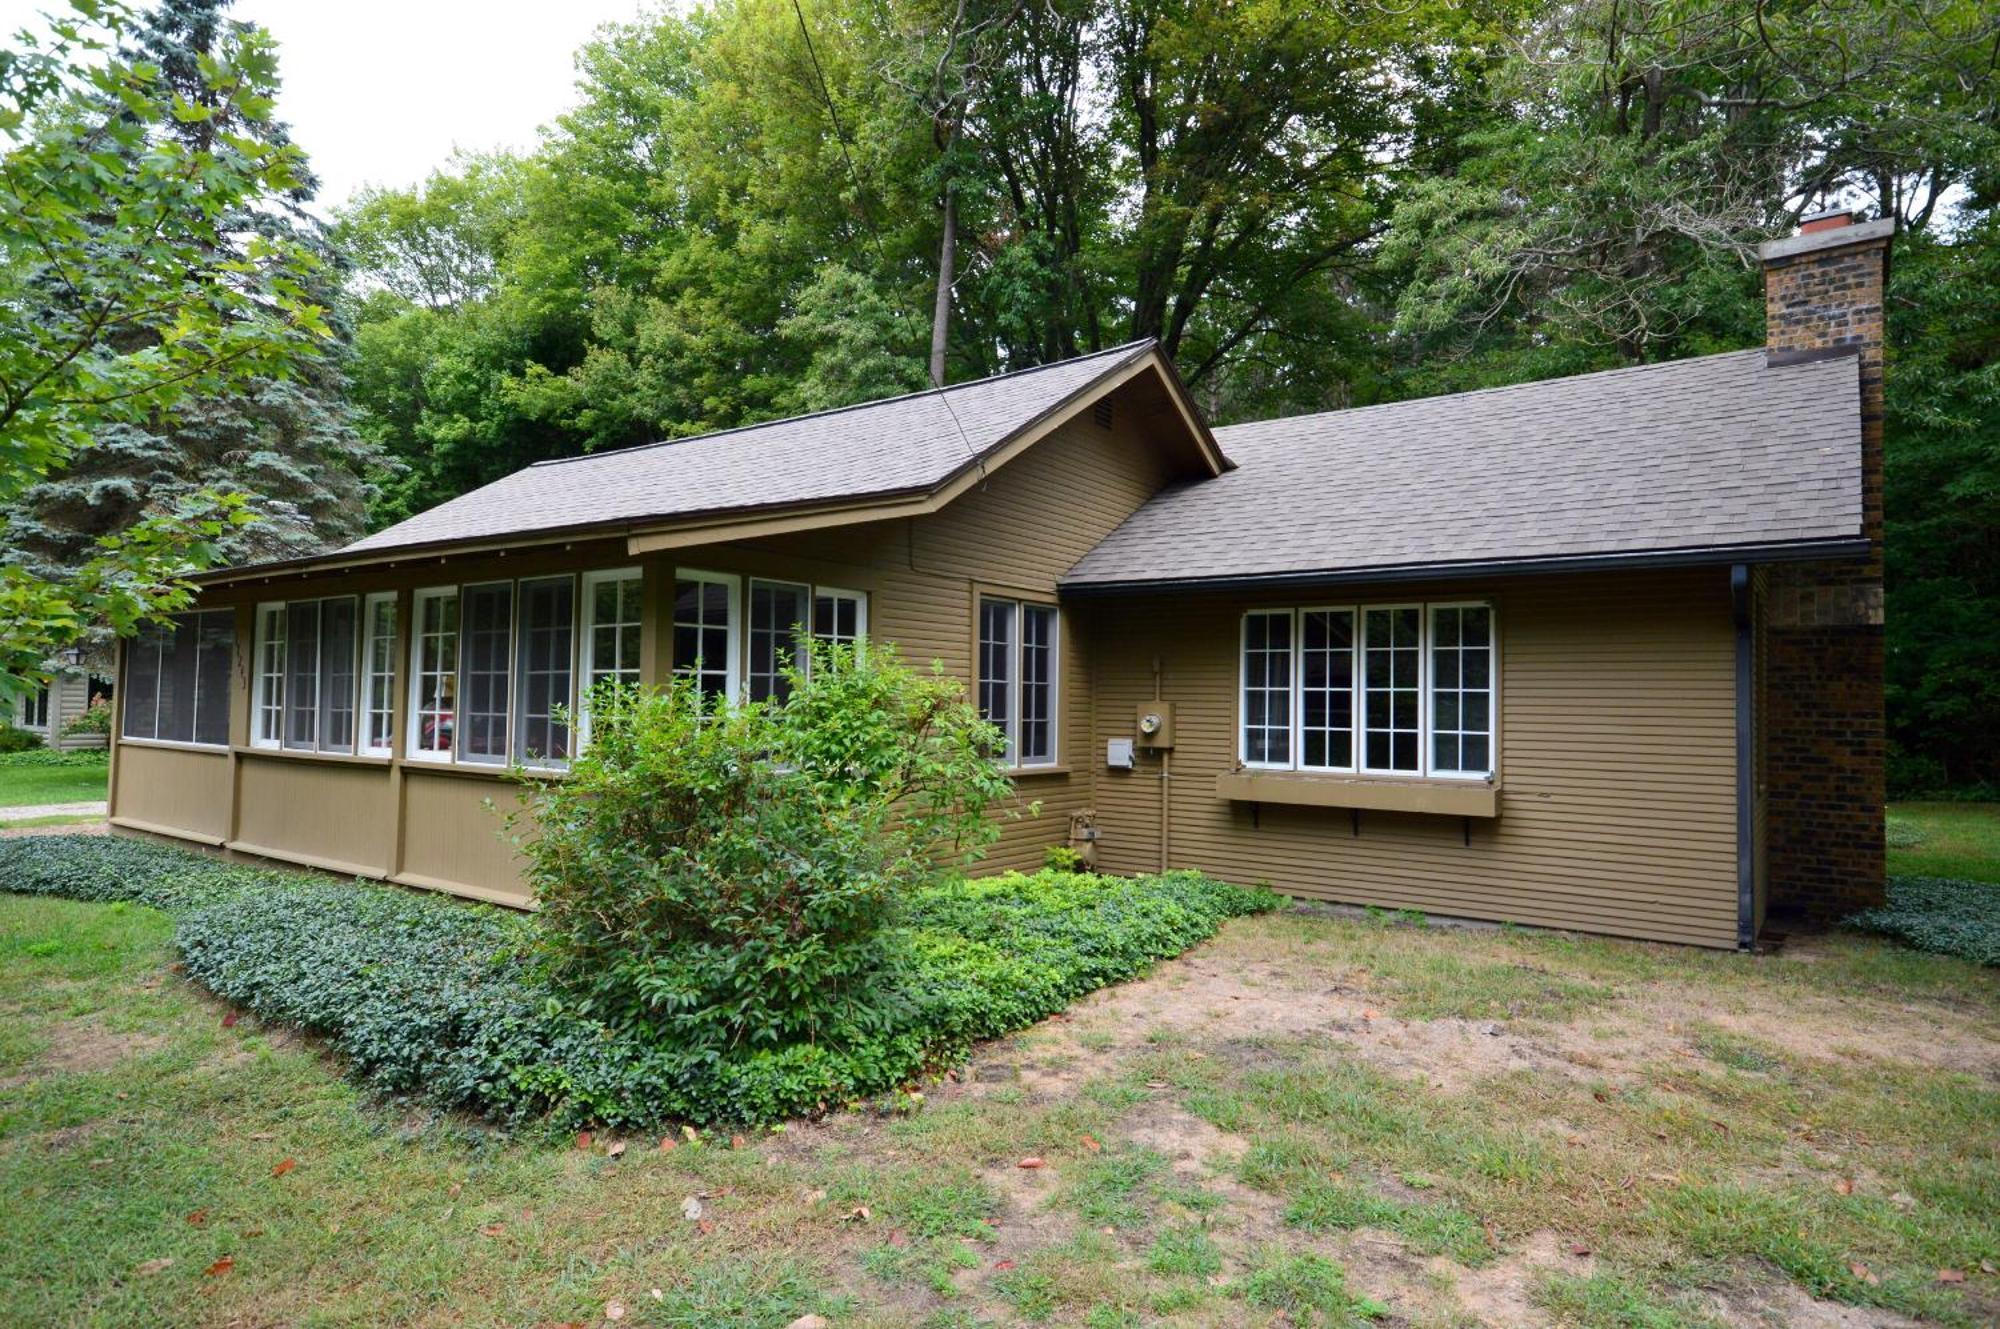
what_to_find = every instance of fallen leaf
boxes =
[785,1316,829,1329]
[730,1135,746,1150]
[221,1011,239,1028]
[994,1259,1016,1271]
[1080,1134,1101,1152]
[1937,1268,1966,1284]
[271,1158,296,1178]
[1017,1157,1045,1170]
[1849,1262,1880,1286]
[243,1229,264,1239]
[574,1131,593,1150]
[185,1209,208,1226]
[447,1182,463,1198]
[480,1224,507,1238]
[605,1140,626,1159]
[134,1258,173,1276]
[1569,1243,1591,1257]
[650,1289,664,1301]
[1592,1091,1609,1104]
[887,1228,909,1248]
[604,1298,626,1321]
[1362,1008,1380,1020]
[204,1256,234,1278]
[843,1205,872,1222]
[1833,1177,1854,1195]
[682,1125,699,1143]
[1982,1259,1998,1275]
[804,1188,827,1204]
[681,1197,704,1221]
[696,1218,715,1235]
[247,1131,274,1141]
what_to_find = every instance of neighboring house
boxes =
[11,667,112,751]
[104,213,1889,948]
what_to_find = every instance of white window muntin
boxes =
[360,592,398,757]
[1238,601,1495,781]
[579,566,643,745]
[1427,602,1495,781]
[978,595,1059,770]
[1238,609,1294,769]
[253,602,286,749]
[1298,606,1357,773]
[1359,604,1424,777]
[672,568,741,705]
[747,577,811,703]
[407,586,459,763]
[812,586,867,652]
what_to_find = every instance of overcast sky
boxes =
[3,0,657,210]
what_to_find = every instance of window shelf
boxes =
[1217,770,1498,818]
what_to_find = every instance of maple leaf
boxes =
[271,1158,296,1177]
[204,1255,234,1277]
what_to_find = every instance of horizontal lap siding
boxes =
[1085,568,1741,948]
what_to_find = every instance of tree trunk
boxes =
[931,184,955,387]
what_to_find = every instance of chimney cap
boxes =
[1759,216,1894,263]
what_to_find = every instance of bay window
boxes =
[978,596,1059,768]
[122,610,233,747]
[1240,602,1495,780]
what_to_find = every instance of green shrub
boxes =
[0,723,45,753]
[1849,876,2000,965]
[0,747,108,768]
[60,697,111,737]
[2,835,1276,1127]
[515,645,1011,1054]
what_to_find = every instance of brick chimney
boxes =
[1755,208,1892,926]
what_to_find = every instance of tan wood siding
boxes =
[110,743,231,842]
[1083,568,1742,948]
[232,753,397,877]
[398,769,531,906]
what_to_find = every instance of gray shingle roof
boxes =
[1062,349,1864,589]
[344,339,1160,556]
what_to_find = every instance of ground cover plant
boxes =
[0,748,105,807]
[1887,802,2000,883]
[3,861,1996,1327]
[1850,874,2000,965]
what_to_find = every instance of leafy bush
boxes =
[0,747,108,768]
[515,644,1012,1055]
[0,835,1277,1127]
[61,697,111,737]
[1849,876,2000,966]
[0,723,45,753]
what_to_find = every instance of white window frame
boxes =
[1237,601,1497,782]
[746,576,812,703]
[672,568,741,705]
[359,592,398,758]
[1296,606,1357,774]
[811,586,868,653]
[1358,603,1425,778]
[253,602,286,750]
[1426,601,1496,782]
[1238,609,1295,771]
[579,566,643,745]
[456,580,517,767]
[513,574,576,771]
[406,586,459,764]
[978,594,1060,770]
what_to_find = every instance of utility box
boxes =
[1106,737,1136,769]
[1133,701,1176,749]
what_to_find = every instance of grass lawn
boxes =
[4,861,1997,1327]
[0,757,107,810]
[1889,802,2000,883]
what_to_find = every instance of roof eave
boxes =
[1058,536,1870,597]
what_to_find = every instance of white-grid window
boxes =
[283,599,322,751]
[977,596,1059,769]
[1240,610,1293,767]
[1361,605,1422,774]
[360,593,397,757]
[812,587,866,651]
[254,603,286,748]
[747,578,809,703]
[1299,608,1356,771]
[458,582,514,765]
[408,588,459,761]
[580,568,642,744]
[673,570,738,704]
[1429,605,1493,777]
[1239,602,1496,781]
[121,610,233,747]
[515,576,574,767]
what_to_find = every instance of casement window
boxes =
[977,596,1059,768]
[747,578,810,703]
[1240,602,1496,780]
[579,568,642,743]
[515,576,575,767]
[673,570,739,704]
[121,610,233,747]
[458,582,514,765]
[252,597,360,755]
[18,686,48,730]
[360,593,397,757]
[408,588,459,761]
[812,587,865,651]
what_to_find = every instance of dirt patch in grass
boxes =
[24,1016,165,1077]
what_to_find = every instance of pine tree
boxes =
[0,0,379,591]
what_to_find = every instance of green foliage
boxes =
[0,747,105,767]
[1042,844,1086,873]
[1849,877,2000,966]
[58,697,109,737]
[0,724,43,754]
[0,1,329,683]
[517,642,1011,1053]
[1238,1250,1383,1325]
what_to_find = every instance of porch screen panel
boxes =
[516,576,575,765]
[155,610,202,743]
[747,579,808,702]
[283,601,321,750]
[1363,606,1422,772]
[1241,610,1292,765]
[459,582,513,764]
[1300,609,1355,770]
[120,623,165,740]
[317,596,358,754]
[193,611,235,747]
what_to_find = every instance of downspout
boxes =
[1732,564,1755,950]
[1154,654,1170,873]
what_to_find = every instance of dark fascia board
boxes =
[196,342,1227,589]
[1058,536,1870,597]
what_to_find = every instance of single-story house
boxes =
[103,213,1889,949]
[11,665,112,750]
